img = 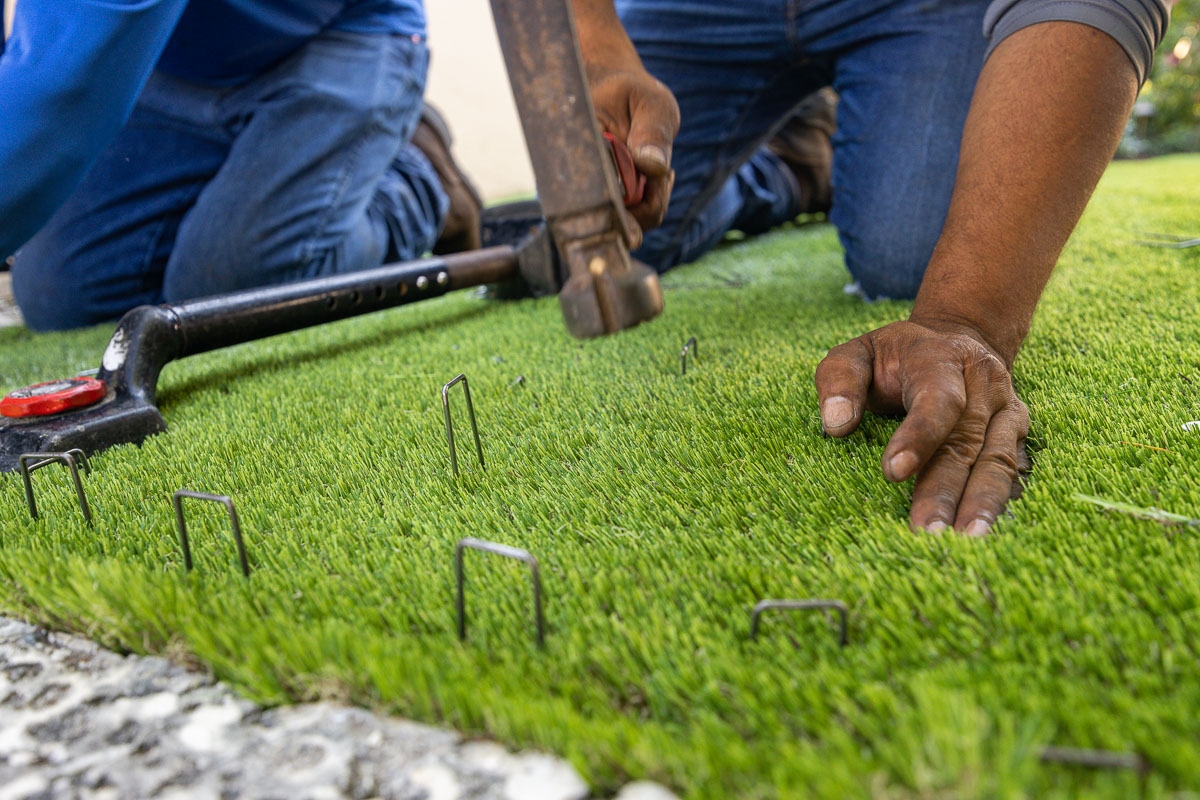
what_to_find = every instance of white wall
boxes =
[4,0,14,39]
[424,0,535,201]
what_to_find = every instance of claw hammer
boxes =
[490,0,664,338]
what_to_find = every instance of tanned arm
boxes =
[816,23,1141,533]
[570,0,680,238]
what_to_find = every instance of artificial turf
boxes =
[2,155,1200,799]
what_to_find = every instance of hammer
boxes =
[0,223,567,472]
[490,0,664,338]
[0,0,662,470]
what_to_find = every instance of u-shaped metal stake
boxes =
[750,598,848,646]
[681,336,698,375]
[172,490,251,578]
[442,374,484,477]
[1040,746,1147,772]
[18,451,92,525]
[456,537,544,647]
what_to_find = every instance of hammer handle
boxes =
[172,247,517,356]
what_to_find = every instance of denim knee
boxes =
[836,215,940,301]
[11,227,165,331]
[11,260,72,331]
[11,251,106,331]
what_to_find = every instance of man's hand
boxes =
[588,64,679,236]
[815,319,1030,535]
[571,0,680,244]
[812,23,1139,534]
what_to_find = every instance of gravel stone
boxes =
[0,618,677,800]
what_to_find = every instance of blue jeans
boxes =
[618,0,991,299]
[13,31,446,331]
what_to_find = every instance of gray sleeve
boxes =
[983,0,1170,85]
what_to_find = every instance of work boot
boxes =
[412,103,484,254]
[767,87,837,215]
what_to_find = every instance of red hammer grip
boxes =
[603,132,647,208]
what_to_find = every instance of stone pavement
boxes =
[0,618,678,800]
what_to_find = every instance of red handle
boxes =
[603,132,647,208]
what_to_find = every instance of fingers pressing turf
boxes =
[815,338,872,437]
[882,358,968,482]
[953,401,1030,535]
[907,409,991,532]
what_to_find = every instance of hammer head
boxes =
[482,201,664,339]
[556,234,663,339]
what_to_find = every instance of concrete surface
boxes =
[0,617,680,800]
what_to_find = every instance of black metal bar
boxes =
[456,537,544,647]
[18,452,92,525]
[94,250,517,411]
[172,489,250,578]
[174,248,513,356]
[750,599,848,646]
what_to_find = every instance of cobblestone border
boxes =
[0,618,678,800]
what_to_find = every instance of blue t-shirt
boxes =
[0,0,426,259]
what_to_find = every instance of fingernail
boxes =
[888,451,918,480]
[924,521,948,533]
[636,145,668,170]
[821,396,853,431]
[963,519,991,538]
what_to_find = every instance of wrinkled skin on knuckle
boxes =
[990,402,1031,478]
[904,383,968,422]
[931,423,988,466]
[1010,398,1031,432]
[974,445,1021,480]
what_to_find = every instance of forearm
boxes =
[570,0,641,68]
[911,22,1139,367]
[568,0,680,228]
